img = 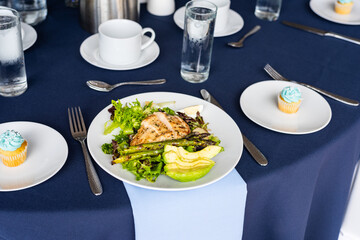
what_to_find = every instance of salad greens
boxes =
[104,100,155,135]
[122,155,164,182]
[102,99,221,183]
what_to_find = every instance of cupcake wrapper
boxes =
[278,95,301,114]
[335,1,353,14]
[0,142,27,167]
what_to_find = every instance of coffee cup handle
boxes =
[141,28,156,50]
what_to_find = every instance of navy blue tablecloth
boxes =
[0,0,359,239]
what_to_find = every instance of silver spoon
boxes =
[86,78,166,92]
[227,25,261,48]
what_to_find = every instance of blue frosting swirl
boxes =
[0,130,24,151]
[280,86,302,103]
[338,0,353,4]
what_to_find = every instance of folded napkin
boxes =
[124,169,247,240]
[339,162,360,239]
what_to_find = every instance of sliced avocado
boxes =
[164,145,223,160]
[165,158,214,169]
[178,145,223,159]
[164,163,214,182]
[163,145,217,182]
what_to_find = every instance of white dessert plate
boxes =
[87,92,243,191]
[21,22,37,51]
[80,34,160,71]
[0,122,68,191]
[310,0,360,25]
[173,7,244,37]
[240,81,332,134]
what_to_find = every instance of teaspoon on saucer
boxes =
[87,78,166,92]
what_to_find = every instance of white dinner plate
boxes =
[87,92,243,191]
[310,0,360,25]
[173,7,244,37]
[80,34,160,71]
[21,22,37,51]
[240,81,332,134]
[0,122,68,191]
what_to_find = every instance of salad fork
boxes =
[68,107,103,196]
[264,64,359,106]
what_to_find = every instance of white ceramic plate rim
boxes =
[0,121,68,191]
[80,34,160,71]
[240,80,332,134]
[21,22,37,51]
[310,0,360,25]
[173,7,244,37]
[87,92,243,191]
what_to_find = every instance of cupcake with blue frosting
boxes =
[0,130,28,167]
[278,86,302,114]
[335,0,354,14]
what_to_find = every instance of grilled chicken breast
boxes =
[130,112,190,146]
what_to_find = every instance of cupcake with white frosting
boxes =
[278,86,302,114]
[0,130,28,167]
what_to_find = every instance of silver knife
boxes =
[282,20,360,46]
[200,89,268,167]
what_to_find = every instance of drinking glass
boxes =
[9,0,47,25]
[254,0,282,21]
[0,6,27,97]
[180,0,217,83]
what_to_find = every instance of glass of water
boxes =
[180,0,217,83]
[254,0,282,21]
[0,6,27,97]
[9,0,47,25]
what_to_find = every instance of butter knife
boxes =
[200,89,268,167]
[282,20,360,46]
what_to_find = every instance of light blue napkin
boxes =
[124,169,247,240]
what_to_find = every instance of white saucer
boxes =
[240,80,332,135]
[310,0,360,25]
[80,34,160,71]
[21,22,37,51]
[173,7,244,37]
[0,122,68,191]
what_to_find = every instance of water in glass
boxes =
[254,0,282,21]
[10,0,47,25]
[181,1,216,83]
[0,9,27,97]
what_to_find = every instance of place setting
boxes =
[0,122,68,191]
[240,63,359,135]
[310,0,360,25]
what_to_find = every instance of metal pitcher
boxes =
[80,0,139,34]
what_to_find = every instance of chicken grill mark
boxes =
[130,112,191,146]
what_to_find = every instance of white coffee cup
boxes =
[205,0,230,32]
[147,0,175,16]
[98,19,156,65]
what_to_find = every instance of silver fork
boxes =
[264,64,359,106]
[68,107,103,196]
